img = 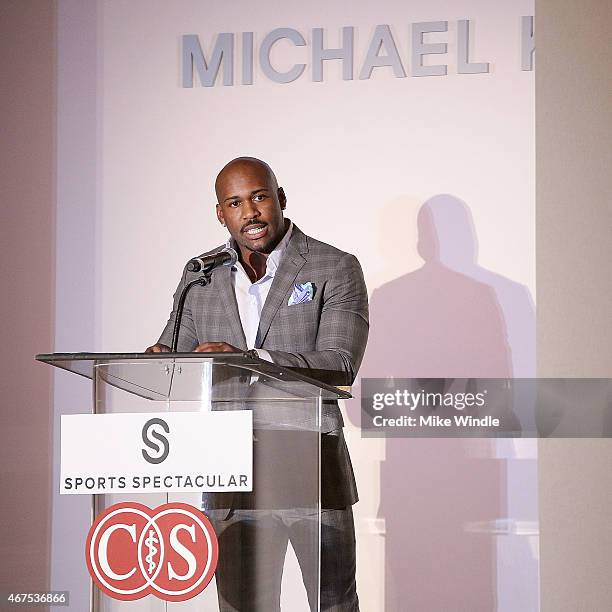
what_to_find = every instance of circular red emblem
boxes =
[86,502,218,601]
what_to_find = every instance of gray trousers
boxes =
[209,506,359,612]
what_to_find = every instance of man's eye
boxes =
[253,194,266,202]
[228,201,240,207]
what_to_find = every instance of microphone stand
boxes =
[170,272,213,352]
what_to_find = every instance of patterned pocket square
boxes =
[288,282,315,305]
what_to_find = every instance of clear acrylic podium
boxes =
[37,352,351,612]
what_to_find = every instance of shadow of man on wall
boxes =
[352,194,536,611]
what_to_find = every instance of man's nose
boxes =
[242,199,261,219]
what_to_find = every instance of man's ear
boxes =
[278,187,287,210]
[216,203,225,226]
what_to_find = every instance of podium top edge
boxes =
[35,352,352,399]
[36,351,253,361]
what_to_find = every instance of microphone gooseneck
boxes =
[170,248,238,352]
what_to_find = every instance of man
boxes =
[147,157,368,611]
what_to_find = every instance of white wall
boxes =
[55,0,536,609]
[97,1,534,353]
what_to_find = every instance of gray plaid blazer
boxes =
[157,223,369,507]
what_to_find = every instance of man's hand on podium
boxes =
[145,343,171,353]
[194,342,241,353]
[144,342,241,353]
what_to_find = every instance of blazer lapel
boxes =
[213,264,248,349]
[255,226,308,348]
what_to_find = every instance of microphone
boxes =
[186,247,238,273]
[170,246,238,351]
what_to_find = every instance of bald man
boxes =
[147,157,368,611]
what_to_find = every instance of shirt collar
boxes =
[226,220,293,280]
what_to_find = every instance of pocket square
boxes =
[288,282,314,305]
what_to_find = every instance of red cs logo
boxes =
[86,502,218,601]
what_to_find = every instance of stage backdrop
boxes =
[54,0,536,610]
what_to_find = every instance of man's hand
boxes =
[194,342,241,353]
[145,343,171,353]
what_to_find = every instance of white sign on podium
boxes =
[61,410,253,494]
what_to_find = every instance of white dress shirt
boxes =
[226,221,294,362]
